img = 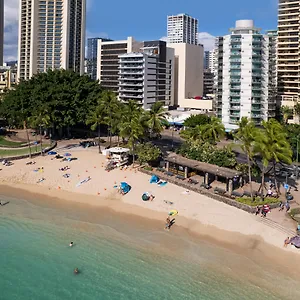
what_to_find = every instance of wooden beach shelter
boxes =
[164,153,242,195]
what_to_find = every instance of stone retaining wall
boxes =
[1,142,57,161]
[139,168,280,214]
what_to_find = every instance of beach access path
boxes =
[0,145,299,255]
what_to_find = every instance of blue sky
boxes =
[86,0,278,41]
[4,0,278,61]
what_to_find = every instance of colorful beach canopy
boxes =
[48,151,57,155]
[150,175,159,184]
[290,236,300,248]
[120,182,131,194]
[142,193,150,201]
[169,210,178,217]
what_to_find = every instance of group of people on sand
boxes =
[255,204,270,217]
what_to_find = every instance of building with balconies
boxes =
[17,0,86,81]
[97,37,141,92]
[216,20,277,131]
[118,42,174,109]
[0,66,17,92]
[277,0,300,105]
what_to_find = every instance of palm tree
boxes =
[294,102,300,124]
[180,125,203,142]
[235,117,258,199]
[201,117,225,143]
[255,119,292,196]
[119,100,144,164]
[281,105,293,124]
[146,102,170,137]
[86,99,106,153]
[30,106,51,155]
[101,90,119,146]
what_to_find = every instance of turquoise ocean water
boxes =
[0,193,300,300]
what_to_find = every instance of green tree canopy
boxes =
[0,69,102,133]
[183,114,211,128]
[136,142,161,165]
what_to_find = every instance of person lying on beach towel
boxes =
[63,174,71,178]
[36,178,45,183]
[76,176,91,187]
[164,200,173,205]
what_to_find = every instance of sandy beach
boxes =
[0,145,299,263]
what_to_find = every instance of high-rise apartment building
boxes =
[216,20,276,132]
[204,49,216,73]
[17,0,86,81]
[167,14,198,45]
[0,0,3,66]
[278,0,299,105]
[118,40,174,109]
[97,37,141,92]
[87,37,111,80]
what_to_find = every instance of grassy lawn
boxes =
[0,144,50,157]
[236,196,281,207]
[290,208,300,223]
[0,136,26,148]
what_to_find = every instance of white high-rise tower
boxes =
[17,0,86,80]
[167,13,198,45]
[215,20,277,131]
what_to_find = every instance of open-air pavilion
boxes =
[164,153,243,195]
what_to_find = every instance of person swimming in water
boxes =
[69,241,73,247]
[74,268,79,274]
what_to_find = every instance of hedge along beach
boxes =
[1,146,300,294]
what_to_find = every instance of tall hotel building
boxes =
[0,0,3,66]
[278,0,300,108]
[118,40,174,109]
[17,0,86,80]
[216,20,277,132]
[167,14,198,45]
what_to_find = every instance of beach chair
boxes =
[166,171,174,177]
[213,187,226,195]
[188,178,198,185]
[231,191,244,198]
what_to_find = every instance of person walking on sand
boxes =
[279,201,284,211]
[165,216,171,230]
[255,206,260,216]
[285,201,290,212]
[284,237,290,247]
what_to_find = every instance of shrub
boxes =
[178,141,236,168]
[136,142,161,165]
[289,207,300,223]
[235,197,280,207]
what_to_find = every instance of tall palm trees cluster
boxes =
[86,91,169,161]
[235,117,292,198]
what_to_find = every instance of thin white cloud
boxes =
[160,32,216,51]
[3,0,19,62]
[197,32,216,51]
